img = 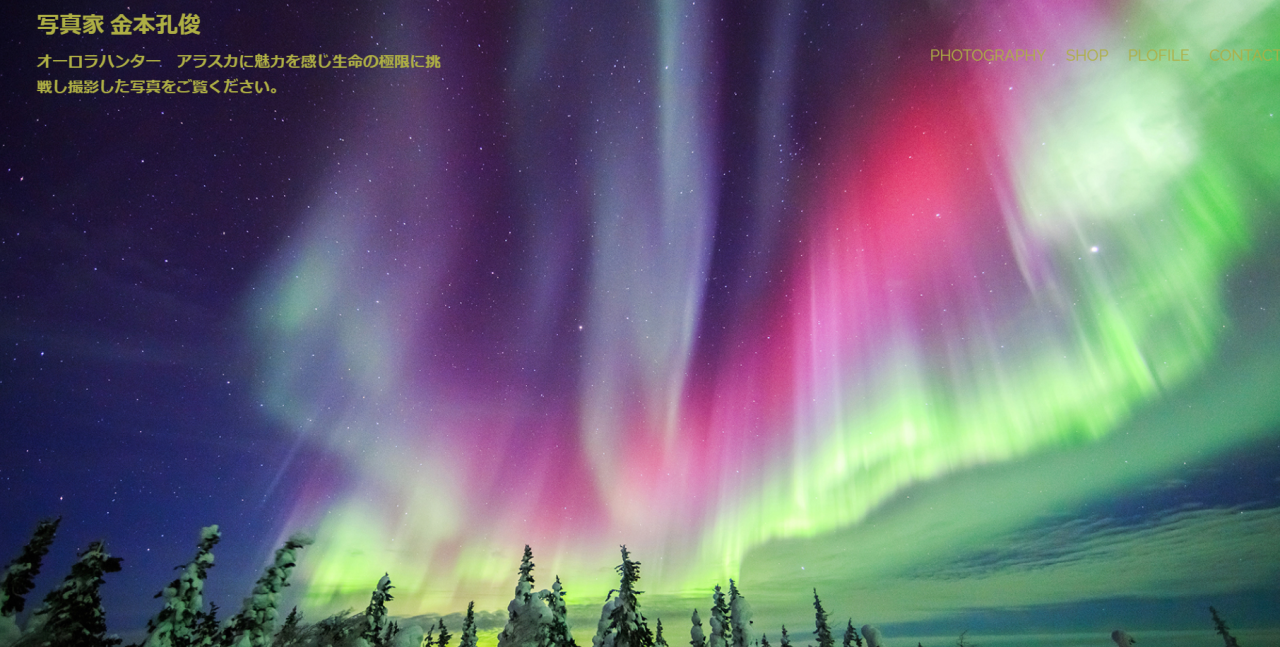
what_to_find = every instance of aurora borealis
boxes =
[3,0,1279,643]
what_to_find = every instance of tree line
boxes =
[0,518,1249,647]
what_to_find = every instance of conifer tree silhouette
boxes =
[812,590,835,647]
[460,601,480,647]
[1210,607,1240,647]
[0,517,61,618]
[273,607,303,647]
[32,539,123,647]
[438,619,453,647]
[843,620,861,647]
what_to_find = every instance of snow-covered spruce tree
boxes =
[361,573,397,647]
[859,626,882,647]
[812,590,834,647]
[1109,631,1134,647]
[688,611,705,647]
[545,578,576,647]
[0,603,14,646]
[593,595,618,647]
[759,635,769,647]
[1210,607,1239,647]
[518,589,551,647]
[459,601,479,647]
[0,517,62,647]
[496,546,531,647]
[708,586,730,647]
[778,627,790,647]
[142,524,221,647]
[727,581,750,647]
[842,620,860,647]
[608,546,654,647]
[1,517,61,618]
[498,546,551,647]
[593,547,652,647]
[223,533,313,647]
[26,539,124,647]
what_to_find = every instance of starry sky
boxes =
[3,0,1279,644]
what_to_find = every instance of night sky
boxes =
[3,0,1279,645]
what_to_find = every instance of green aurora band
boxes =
[250,0,1280,627]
